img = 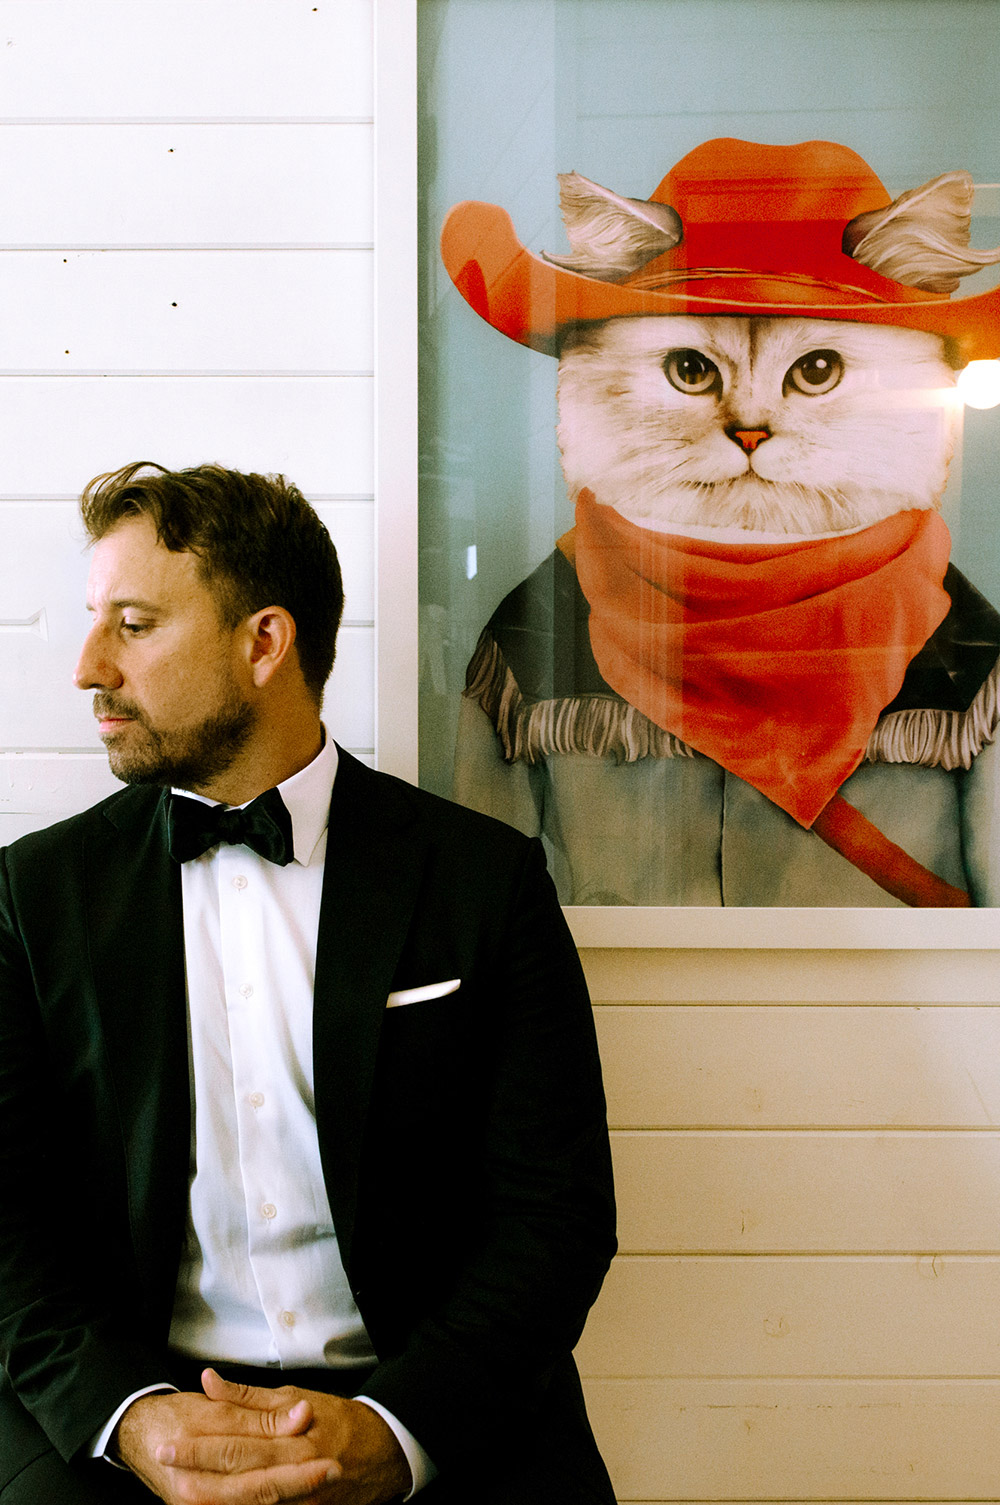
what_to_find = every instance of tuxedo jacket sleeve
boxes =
[0,750,616,1479]
[0,784,193,1473]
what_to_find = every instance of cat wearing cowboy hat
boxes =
[442,138,1000,907]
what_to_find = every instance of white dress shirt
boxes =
[92,734,433,1495]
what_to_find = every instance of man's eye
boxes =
[664,349,721,396]
[785,349,844,395]
[121,621,149,635]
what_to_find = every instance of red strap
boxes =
[812,794,971,908]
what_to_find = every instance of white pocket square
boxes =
[386,978,461,1008]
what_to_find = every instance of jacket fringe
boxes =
[464,628,1000,772]
[864,657,1000,770]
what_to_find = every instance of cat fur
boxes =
[557,315,960,537]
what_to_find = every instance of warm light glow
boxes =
[957,359,1000,409]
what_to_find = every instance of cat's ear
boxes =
[844,170,1000,294]
[542,172,682,282]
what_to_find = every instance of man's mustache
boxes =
[92,694,145,722]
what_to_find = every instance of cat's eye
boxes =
[785,349,843,395]
[664,349,721,396]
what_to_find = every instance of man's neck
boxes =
[189,719,325,806]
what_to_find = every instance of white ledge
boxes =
[564,905,1000,950]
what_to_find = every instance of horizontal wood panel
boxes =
[0,752,120,813]
[0,252,372,371]
[581,948,1000,1005]
[0,501,104,747]
[0,1,373,118]
[570,907,1000,951]
[322,625,374,752]
[0,378,372,495]
[0,125,372,244]
[581,1377,1000,1501]
[577,1255,1000,1378]
[313,502,374,623]
[612,1131,1000,1252]
[596,1006,1000,1128]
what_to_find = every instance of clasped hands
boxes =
[114,1369,411,1505]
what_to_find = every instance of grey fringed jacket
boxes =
[455,550,1000,907]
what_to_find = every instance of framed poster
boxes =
[376,0,1000,944]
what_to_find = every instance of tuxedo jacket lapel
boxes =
[85,787,190,1319]
[312,751,426,1271]
[77,756,428,1308]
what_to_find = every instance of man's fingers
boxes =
[199,1369,313,1436]
[155,1433,321,1473]
[160,1458,339,1503]
[202,1369,312,1429]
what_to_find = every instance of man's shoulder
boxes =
[2,784,163,869]
[336,749,536,861]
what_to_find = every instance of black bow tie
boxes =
[167,787,294,866]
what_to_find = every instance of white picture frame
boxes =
[373,0,1000,949]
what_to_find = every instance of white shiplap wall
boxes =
[4,4,1000,1504]
[0,0,377,845]
[576,945,1000,1501]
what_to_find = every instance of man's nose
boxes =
[73,625,122,690]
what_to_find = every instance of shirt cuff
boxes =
[89,1384,179,1466]
[354,1395,437,1499]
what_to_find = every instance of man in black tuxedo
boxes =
[0,463,617,1504]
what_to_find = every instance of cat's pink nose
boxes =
[732,428,771,453]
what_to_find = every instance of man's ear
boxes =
[244,605,297,687]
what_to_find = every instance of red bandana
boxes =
[571,488,952,827]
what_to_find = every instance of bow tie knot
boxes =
[167,787,294,866]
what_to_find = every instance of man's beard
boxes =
[93,690,256,790]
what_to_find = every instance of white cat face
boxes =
[556,315,959,536]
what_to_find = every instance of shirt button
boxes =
[280,1310,296,1328]
[248,1092,265,1109]
[239,983,254,998]
[232,875,248,890]
[261,1202,277,1220]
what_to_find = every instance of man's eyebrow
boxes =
[86,597,161,613]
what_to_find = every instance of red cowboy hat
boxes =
[441,137,1000,360]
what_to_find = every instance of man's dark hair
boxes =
[80,461,344,703]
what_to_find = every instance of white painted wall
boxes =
[3,4,1000,1503]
